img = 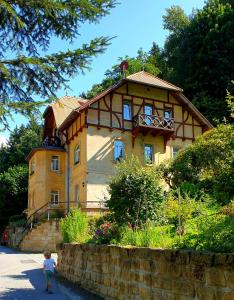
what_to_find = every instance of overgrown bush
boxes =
[177,214,234,253]
[106,156,164,227]
[163,125,234,205]
[162,188,216,233]
[60,209,90,243]
[118,224,174,248]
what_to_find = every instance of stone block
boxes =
[206,268,226,287]
[224,291,234,300]
[226,271,234,289]
[172,280,195,297]
[152,276,172,290]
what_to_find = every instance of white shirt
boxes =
[43,258,55,272]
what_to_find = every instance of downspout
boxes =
[66,143,70,213]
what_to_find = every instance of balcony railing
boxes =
[133,113,174,131]
[42,136,63,148]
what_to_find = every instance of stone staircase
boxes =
[19,219,62,252]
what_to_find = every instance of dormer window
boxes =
[123,101,132,120]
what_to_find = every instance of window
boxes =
[172,147,180,158]
[30,160,35,175]
[144,105,153,125]
[144,144,154,164]
[164,110,172,120]
[51,191,59,205]
[123,101,132,120]
[114,140,124,161]
[74,145,80,164]
[51,155,59,171]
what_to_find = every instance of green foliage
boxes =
[0,119,42,172]
[0,120,42,231]
[106,156,164,227]
[162,0,234,122]
[81,46,163,98]
[163,188,213,231]
[60,209,90,243]
[0,165,28,230]
[118,224,174,248]
[178,214,234,253]
[164,125,234,205]
[0,0,117,128]
[8,214,27,227]
[226,80,234,119]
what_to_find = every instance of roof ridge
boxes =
[128,70,182,90]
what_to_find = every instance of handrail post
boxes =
[47,204,50,221]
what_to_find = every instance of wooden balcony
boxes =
[133,113,174,135]
[41,136,64,149]
[132,113,175,147]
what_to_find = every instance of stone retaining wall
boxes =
[20,220,62,252]
[57,244,234,300]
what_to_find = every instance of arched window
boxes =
[74,145,80,164]
[114,140,124,161]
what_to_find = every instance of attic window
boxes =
[90,102,98,109]
[123,101,132,120]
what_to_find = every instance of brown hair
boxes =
[43,251,51,259]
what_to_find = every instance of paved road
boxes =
[0,246,101,300]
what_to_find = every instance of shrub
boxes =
[164,125,234,205]
[118,224,174,248]
[8,214,26,227]
[177,214,234,253]
[60,209,90,243]
[163,188,216,232]
[106,156,164,227]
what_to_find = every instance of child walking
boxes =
[43,250,56,294]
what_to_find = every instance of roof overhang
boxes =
[59,78,212,132]
[26,147,66,162]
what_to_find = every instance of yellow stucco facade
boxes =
[27,148,66,216]
[27,71,212,216]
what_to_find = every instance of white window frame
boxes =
[50,191,59,205]
[74,145,80,164]
[114,140,124,161]
[144,144,154,164]
[51,155,59,171]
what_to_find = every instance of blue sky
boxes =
[2,0,205,138]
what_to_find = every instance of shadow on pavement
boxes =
[0,268,67,300]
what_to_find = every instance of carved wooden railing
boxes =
[133,113,174,130]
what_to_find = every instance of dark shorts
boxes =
[44,270,53,283]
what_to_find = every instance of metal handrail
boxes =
[17,200,107,247]
[133,113,174,130]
